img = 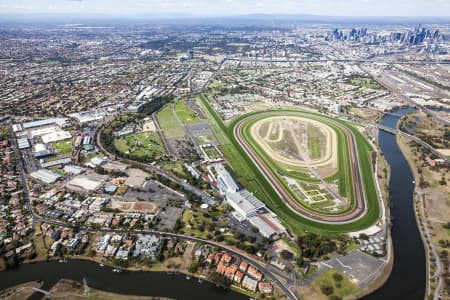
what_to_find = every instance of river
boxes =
[0,259,247,300]
[363,107,426,300]
[0,108,425,300]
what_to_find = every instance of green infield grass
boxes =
[199,94,380,235]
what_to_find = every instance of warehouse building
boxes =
[22,118,68,130]
[41,131,72,144]
[41,157,72,168]
[17,137,30,149]
[248,213,286,239]
[30,169,61,184]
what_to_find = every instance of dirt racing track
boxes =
[234,111,371,224]
[250,116,338,170]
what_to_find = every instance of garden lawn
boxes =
[114,132,165,160]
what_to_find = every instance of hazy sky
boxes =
[0,0,449,17]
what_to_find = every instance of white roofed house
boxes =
[242,275,258,292]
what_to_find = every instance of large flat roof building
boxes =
[30,169,61,184]
[41,131,72,144]
[22,118,68,130]
[216,164,239,194]
[248,213,286,239]
[226,189,265,219]
[17,137,30,149]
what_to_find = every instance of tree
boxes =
[209,272,231,288]
[280,250,294,260]
[296,257,304,267]
[332,272,344,282]
[188,261,198,273]
[320,284,334,296]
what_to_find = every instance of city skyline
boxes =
[0,0,450,18]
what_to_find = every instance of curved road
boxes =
[9,123,298,300]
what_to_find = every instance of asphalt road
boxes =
[7,120,298,300]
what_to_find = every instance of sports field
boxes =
[52,140,73,156]
[199,95,380,234]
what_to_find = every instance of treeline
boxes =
[137,96,174,115]
[100,96,174,156]
[297,233,337,259]
[100,113,137,154]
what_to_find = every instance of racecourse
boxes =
[235,110,375,224]
[199,95,380,233]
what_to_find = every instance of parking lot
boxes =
[123,179,184,204]
[320,250,385,288]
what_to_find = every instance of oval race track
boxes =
[234,111,370,224]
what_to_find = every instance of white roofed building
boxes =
[30,169,61,184]
[216,164,239,194]
[41,131,72,144]
[226,189,265,219]
[248,213,286,239]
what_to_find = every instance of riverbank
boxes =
[353,149,394,300]
[9,236,279,300]
[0,281,43,299]
[0,259,249,300]
[397,135,448,299]
[49,279,174,300]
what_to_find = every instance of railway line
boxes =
[234,111,370,224]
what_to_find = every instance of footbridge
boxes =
[377,125,449,163]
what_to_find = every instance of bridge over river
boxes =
[376,125,449,163]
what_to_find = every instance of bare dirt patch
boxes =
[110,198,158,214]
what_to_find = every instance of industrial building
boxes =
[248,213,286,239]
[63,165,83,175]
[17,137,30,150]
[40,157,72,168]
[22,118,68,130]
[41,131,72,144]
[30,169,61,184]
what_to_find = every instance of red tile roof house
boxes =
[224,265,238,280]
[216,260,226,275]
[233,270,244,284]
[221,253,232,265]
[213,252,223,264]
[247,265,263,281]
[258,281,274,294]
[239,261,249,272]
